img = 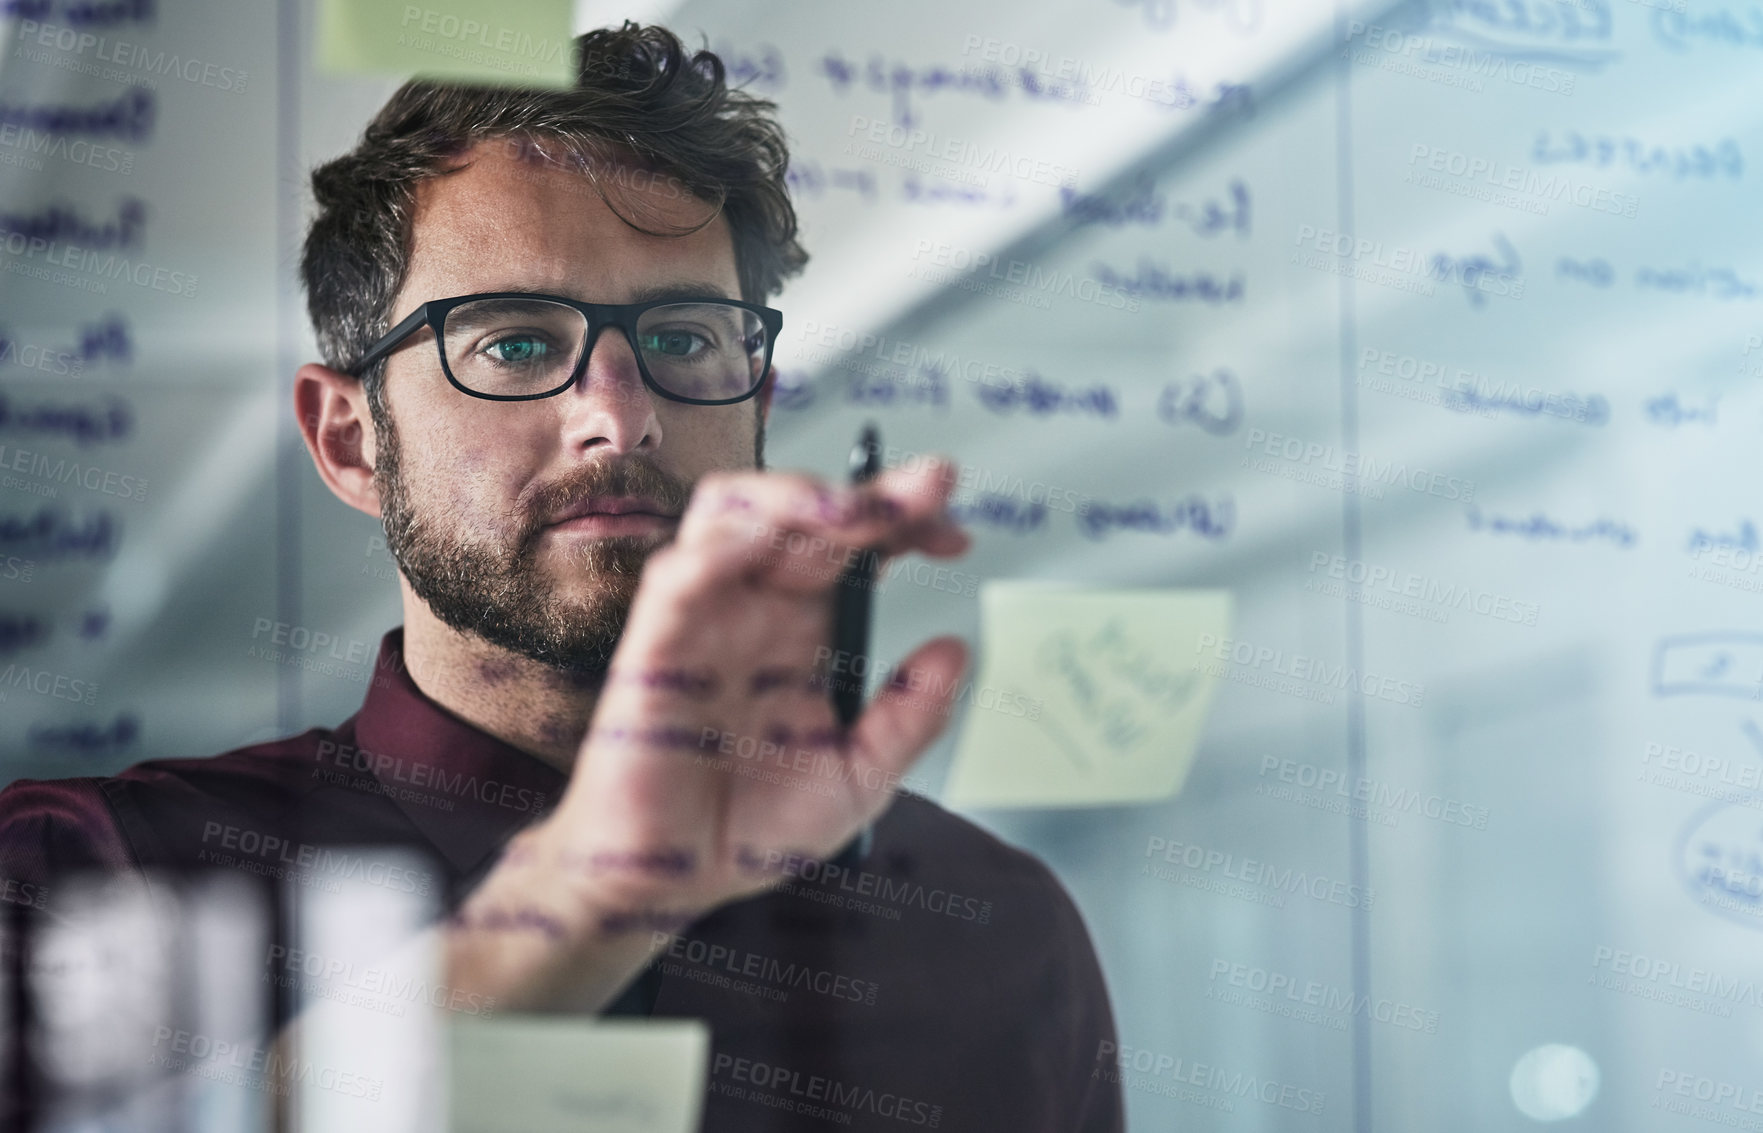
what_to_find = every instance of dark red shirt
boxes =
[0,630,1122,1132]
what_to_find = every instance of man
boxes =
[0,24,1122,1130]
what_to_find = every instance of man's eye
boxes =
[485,335,552,364]
[639,330,710,357]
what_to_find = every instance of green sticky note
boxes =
[450,1017,710,1133]
[318,0,576,88]
[946,584,1233,809]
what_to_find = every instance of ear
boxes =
[295,363,381,519]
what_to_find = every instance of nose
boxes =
[561,324,662,453]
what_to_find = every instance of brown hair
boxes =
[300,22,806,410]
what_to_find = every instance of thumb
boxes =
[845,636,970,796]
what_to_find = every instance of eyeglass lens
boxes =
[440,298,769,400]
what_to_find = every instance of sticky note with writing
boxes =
[450,1017,709,1133]
[945,584,1232,808]
[317,0,575,89]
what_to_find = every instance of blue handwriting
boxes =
[1555,256,1613,286]
[1652,7,1763,53]
[1638,263,1758,300]
[1393,0,1619,67]
[851,363,949,409]
[1442,383,1607,424]
[975,372,1117,418]
[1532,130,1741,179]
[79,314,131,363]
[785,160,877,202]
[0,0,152,23]
[1112,0,1265,35]
[0,393,132,445]
[1078,494,1234,540]
[1465,505,1634,547]
[818,51,1086,126]
[948,495,1046,533]
[1061,176,1249,236]
[1428,233,1522,307]
[0,611,48,655]
[1158,369,1243,435]
[0,507,117,560]
[1646,393,1718,428]
[27,712,138,754]
[0,197,143,249]
[0,88,152,142]
[712,41,785,90]
[768,369,815,412]
[1090,259,1244,303]
[1652,634,1763,698]
[1687,520,1755,554]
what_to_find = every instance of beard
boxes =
[372,408,695,677]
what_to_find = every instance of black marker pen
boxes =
[829,423,881,726]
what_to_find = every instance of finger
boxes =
[842,635,970,813]
[673,465,967,595]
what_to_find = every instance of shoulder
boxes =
[870,792,1123,1126]
[0,775,131,886]
[0,727,346,879]
[872,790,1095,941]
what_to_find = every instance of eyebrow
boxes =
[470,281,739,304]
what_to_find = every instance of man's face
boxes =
[372,138,759,675]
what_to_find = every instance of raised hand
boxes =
[445,458,970,1010]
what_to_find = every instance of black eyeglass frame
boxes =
[347,291,785,406]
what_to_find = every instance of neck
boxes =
[398,599,602,774]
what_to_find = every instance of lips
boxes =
[545,497,680,526]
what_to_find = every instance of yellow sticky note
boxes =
[318,0,576,88]
[945,584,1233,808]
[449,1017,709,1133]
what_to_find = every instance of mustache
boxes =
[516,456,695,547]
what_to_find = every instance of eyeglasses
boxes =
[349,292,784,406]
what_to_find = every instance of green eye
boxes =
[486,336,551,364]
[639,330,708,358]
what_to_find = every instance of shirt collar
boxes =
[351,629,565,883]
